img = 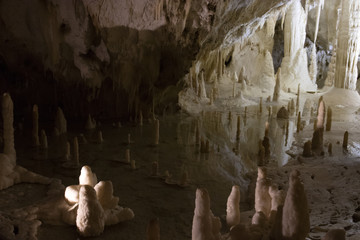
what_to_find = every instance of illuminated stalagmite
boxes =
[334,0,360,90]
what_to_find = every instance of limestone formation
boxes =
[273,68,281,102]
[155,119,160,145]
[303,140,312,157]
[255,167,272,219]
[326,107,332,131]
[94,181,119,210]
[76,185,105,237]
[343,131,348,150]
[277,107,289,119]
[328,143,332,155]
[32,104,40,146]
[55,107,67,134]
[282,170,310,240]
[85,114,96,130]
[334,0,360,90]
[73,137,80,166]
[311,128,324,152]
[226,185,240,227]
[296,112,301,133]
[236,115,240,141]
[79,165,98,187]
[40,129,48,149]
[192,188,221,240]
[147,218,160,240]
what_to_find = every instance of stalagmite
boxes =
[147,218,160,240]
[343,131,348,150]
[290,99,295,116]
[55,107,67,134]
[296,112,301,133]
[282,170,310,240]
[125,149,131,163]
[273,68,281,102]
[334,0,360,90]
[255,167,271,218]
[236,116,240,141]
[259,97,263,114]
[296,84,300,112]
[65,141,71,161]
[76,185,105,237]
[155,119,160,145]
[226,185,240,227]
[73,137,79,167]
[85,114,96,130]
[79,165,98,187]
[40,129,48,149]
[131,159,136,170]
[151,161,159,176]
[328,143,332,155]
[200,71,207,99]
[139,110,143,126]
[191,188,221,240]
[180,171,189,186]
[317,98,325,129]
[326,107,332,131]
[94,181,119,210]
[32,104,40,146]
[97,131,104,143]
[303,140,312,157]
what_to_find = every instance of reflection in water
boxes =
[197,107,296,167]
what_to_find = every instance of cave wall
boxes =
[0,0,215,121]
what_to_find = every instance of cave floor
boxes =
[2,107,360,239]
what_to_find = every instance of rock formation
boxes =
[282,170,310,240]
[192,188,221,240]
[226,185,240,227]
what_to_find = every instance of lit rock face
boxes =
[334,0,360,90]
[280,0,317,92]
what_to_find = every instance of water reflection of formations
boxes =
[198,107,295,167]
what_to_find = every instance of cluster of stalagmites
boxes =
[64,165,134,237]
[190,167,343,240]
[302,97,348,157]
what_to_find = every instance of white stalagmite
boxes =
[200,71,207,99]
[282,170,310,240]
[280,0,317,92]
[226,185,240,227]
[55,107,67,134]
[255,167,272,218]
[94,181,119,210]
[192,188,221,240]
[76,185,105,237]
[334,0,360,90]
[32,104,40,146]
[79,165,98,187]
